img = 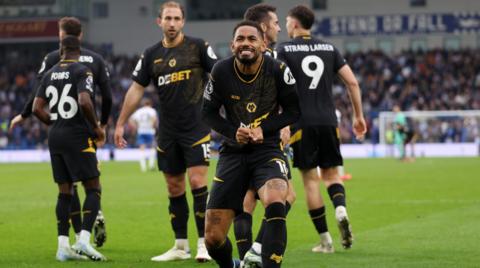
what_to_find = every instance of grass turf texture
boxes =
[0,157,479,267]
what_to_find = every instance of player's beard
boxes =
[235,48,260,65]
[164,28,180,41]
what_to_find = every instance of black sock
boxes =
[192,186,208,238]
[234,212,252,260]
[327,184,346,208]
[56,193,73,237]
[309,206,328,234]
[262,202,287,268]
[207,237,234,268]
[255,201,291,245]
[71,185,82,234]
[169,192,189,239]
[81,189,101,232]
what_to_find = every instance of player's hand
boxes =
[114,126,128,149]
[96,123,107,148]
[236,127,251,145]
[353,116,367,140]
[250,127,264,144]
[93,125,106,146]
[9,115,26,130]
[280,126,290,148]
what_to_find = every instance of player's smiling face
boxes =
[158,7,185,40]
[264,11,281,45]
[231,26,266,64]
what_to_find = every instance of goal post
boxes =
[378,110,480,145]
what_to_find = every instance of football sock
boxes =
[174,238,190,252]
[192,186,208,238]
[56,193,73,237]
[139,150,146,172]
[338,166,344,177]
[149,148,156,169]
[309,206,328,234]
[207,237,234,268]
[233,212,252,260]
[254,201,291,248]
[327,184,346,208]
[58,235,70,248]
[169,192,189,239]
[71,185,82,234]
[262,202,286,268]
[81,189,101,232]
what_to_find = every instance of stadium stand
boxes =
[1,48,480,149]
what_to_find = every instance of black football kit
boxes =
[133,35,218,174]
[36,60,100,183]
[277,35,346,169]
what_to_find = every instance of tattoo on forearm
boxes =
[266,179,287,191]
[208,211,222,225]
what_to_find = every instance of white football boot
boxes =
[56,246,88,261]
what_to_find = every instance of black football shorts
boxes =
[207,145,289,212]
[289,126,343,170]
[50,152,100,184]
[157,132,211,174]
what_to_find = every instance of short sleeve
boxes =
[132,53,150,87]
[198,39,218,73]
[276,61,298,98]
[76,68,94,95]
[35,79,47,99]
[37,54,58,80]
[333,46,347,73]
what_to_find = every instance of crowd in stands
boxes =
[1,47,480,150]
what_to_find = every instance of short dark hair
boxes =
[233,20,264,40]
[288,5,315,30]
[60,35,81,53]
[58,17,82,37]
[244,3,276,25]
[159,1,185,19]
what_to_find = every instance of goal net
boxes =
[377,110,480,157]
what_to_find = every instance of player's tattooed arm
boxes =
[266,179,287,191]
[207,211,222,225]
[32,97,51,125]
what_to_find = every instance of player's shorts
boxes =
[289,126,343,170]
[157,132,211,174]
[137,134,155,147]
[50,152,100,184]
[403,130,417,144]
[207,145,289,212]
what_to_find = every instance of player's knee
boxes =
[166,182,184,196]
[189,175,207,189]
[204,231,225,250]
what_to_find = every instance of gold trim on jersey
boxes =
[205,42,209,46]
[162,34,184,48]
[265,47,273,53]
[154,59,163,64]
[157,146,165,152]
[269,158,285,164]
[289,129,302,145]
[60,64,67,67]
[191,134,211,147]
[60,60,77,62]
[87,72,93,75]
[210,75,215,82]
[214,177,224,182]
[234,56,264,84]
[303,36,312,39]
[336,128,340,139]
[280,62,284,69]
[297,34,311,37]
[82,138,96,153]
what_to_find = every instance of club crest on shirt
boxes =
[246,102,257,113]
[169,59,176,67]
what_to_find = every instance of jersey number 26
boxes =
[302,55,325,89]
[46,84,79,120]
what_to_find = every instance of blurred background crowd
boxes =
[1,47,480,150]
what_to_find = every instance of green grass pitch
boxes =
[1,157,479,267]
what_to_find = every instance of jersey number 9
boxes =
[45,84,79,120]
[301,55,325,89]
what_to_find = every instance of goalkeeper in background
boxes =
[393,105,415,162]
